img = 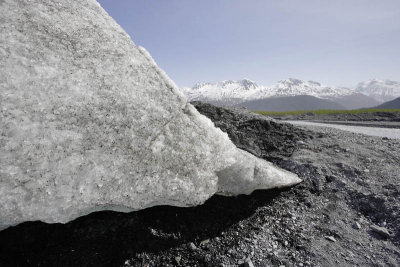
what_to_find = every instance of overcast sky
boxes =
[97,0,400,87]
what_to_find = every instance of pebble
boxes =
[325,175,337,182]
[296,140,306,146]
[353,222,362,230]
[175,256,181,265]
[326,236,336,242]
[200,239,210,246]
[189,242,197,251]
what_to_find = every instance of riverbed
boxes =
[286,120,400,139]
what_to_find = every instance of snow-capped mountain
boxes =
[183,78,400,110]
[182,79,263,105]
[183,78,353,104]
[254,78,353,99]
[355,79,400,103]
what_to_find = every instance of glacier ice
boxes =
[0,0,301,230]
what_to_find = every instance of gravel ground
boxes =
[0,103,399,267]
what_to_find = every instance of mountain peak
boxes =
[308,80,321,86]
[193,82,212,90]
[356,79,400,102]
[185,79,263,104]
[278,78,304,86]
[358,78,398,86]
[239,79,258,90]
[273,78,353,97]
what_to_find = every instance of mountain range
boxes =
[183,78,400,111]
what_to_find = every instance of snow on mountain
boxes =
[183,78,353,104]
[258,78,353,99]
[182,79,263,104]
[183,78,400,108]
[355,79,400,103]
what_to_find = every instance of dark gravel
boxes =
[0,102,399,267]
[191,101,312,161]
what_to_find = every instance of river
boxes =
[286,121,400,139]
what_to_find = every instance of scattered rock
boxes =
[371,225,392,239]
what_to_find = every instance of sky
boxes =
[97,0,400,88]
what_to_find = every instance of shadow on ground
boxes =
[0,189,284,267]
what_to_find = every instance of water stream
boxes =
[286,120,400,139]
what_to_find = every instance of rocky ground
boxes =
[1,102,399,267]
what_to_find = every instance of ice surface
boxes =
[0,0,300,230]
